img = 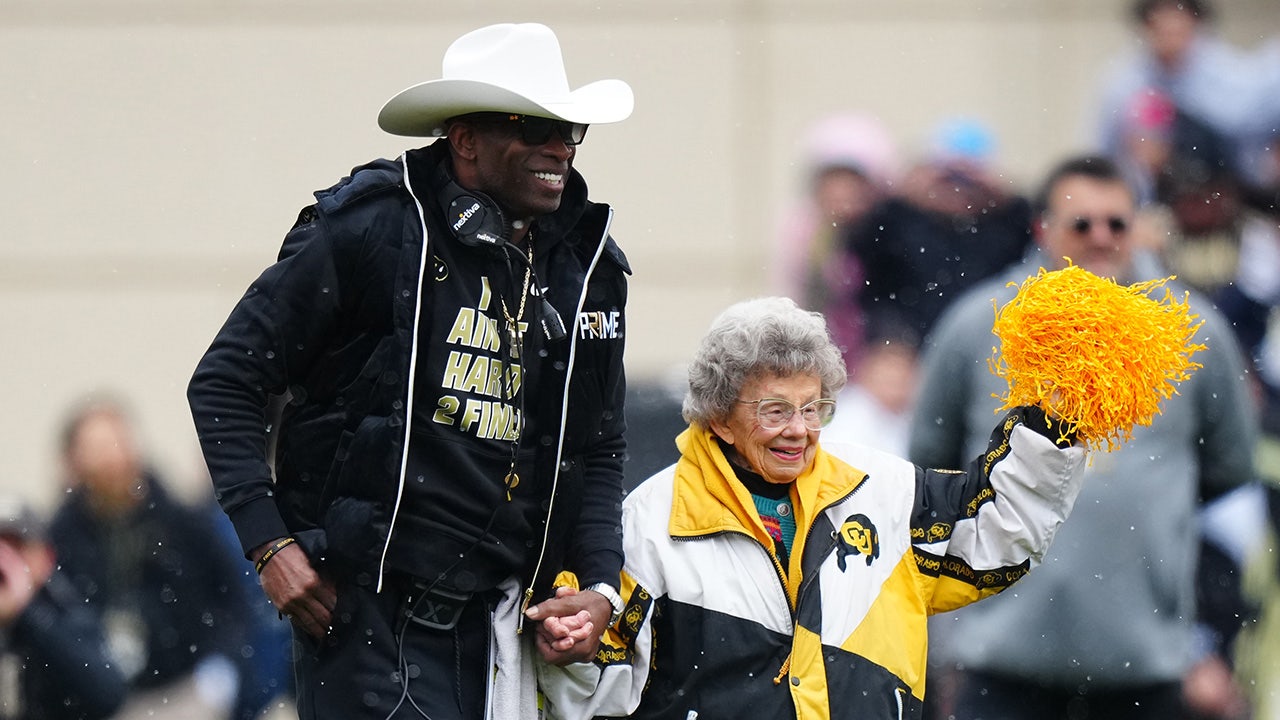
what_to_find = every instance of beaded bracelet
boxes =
[254,536,297,575]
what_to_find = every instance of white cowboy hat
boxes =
[378,23,634,137]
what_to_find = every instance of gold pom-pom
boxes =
[989,263,1205,452]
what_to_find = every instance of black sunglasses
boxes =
[1069,215,1129,236]
[468,113,588,146]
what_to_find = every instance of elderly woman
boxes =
[532,296,1086,720]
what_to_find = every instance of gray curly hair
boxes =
[682,296,847,427]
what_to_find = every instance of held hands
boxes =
[525,585,613,665]
[252,538,337,640]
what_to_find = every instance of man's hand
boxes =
[253,539,337,640]
[1183,653,1250,719]
[0,541,42,627]
[525,585,614,665]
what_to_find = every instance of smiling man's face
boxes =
[451,114,578,227]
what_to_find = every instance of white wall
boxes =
[3,0,1277,509]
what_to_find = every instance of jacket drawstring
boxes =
[772,652,792,685]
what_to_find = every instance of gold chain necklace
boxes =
[498,232,533,363]
[499,231,533,501]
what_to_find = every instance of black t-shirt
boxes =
[389,191,557,592]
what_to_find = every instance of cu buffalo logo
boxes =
[836,514,880,570]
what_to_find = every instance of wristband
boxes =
[254,536,297,575]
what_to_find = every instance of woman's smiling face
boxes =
[710,371,823,484]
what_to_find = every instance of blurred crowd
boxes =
[769,1,1280,718]
[0,396,295,719]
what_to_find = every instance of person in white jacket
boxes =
[529,296,1088,720]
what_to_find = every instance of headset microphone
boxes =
[502,241,567,342]
[534,294,568,341]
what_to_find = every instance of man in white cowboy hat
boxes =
[188,22,634,720]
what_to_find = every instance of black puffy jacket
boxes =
[188,142,629,597]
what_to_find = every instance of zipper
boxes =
[779,471,871,686]
[672,471,873,692]
[673,526,795,688]
[673,527,791,603]
[516,208,615,632]
[375,152,432,593]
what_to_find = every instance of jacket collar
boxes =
[668,426,867,546]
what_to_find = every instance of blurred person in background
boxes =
[1106,86,1280,393]
[1154,150,1263,339]
[1112,86,1280,379]
[1096,0,1280,190]
[911,154,1257,720]
[206,501,295,720]
[1229,388,1280,720]
[1214,138,1280,383]
[823,329,918,457]
[1113,87,1179,208]
[1219,149,1280,720]
[845,116,1033,352]
[772,111,900,370]
[1109,86,1231,210]
[0,495,124,720]
[51,396,256,720]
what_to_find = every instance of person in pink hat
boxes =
[189,23,633,720]
[772,112,900,372]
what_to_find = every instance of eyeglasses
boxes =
[736,398,837,431]
[1068,215,1129,236]
[469,113,589,146]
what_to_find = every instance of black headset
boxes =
[438,177,510,249]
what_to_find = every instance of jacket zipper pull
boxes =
[516,586,535,634]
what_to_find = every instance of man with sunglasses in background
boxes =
[909,154,1258,720]
[188,23,633,720]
